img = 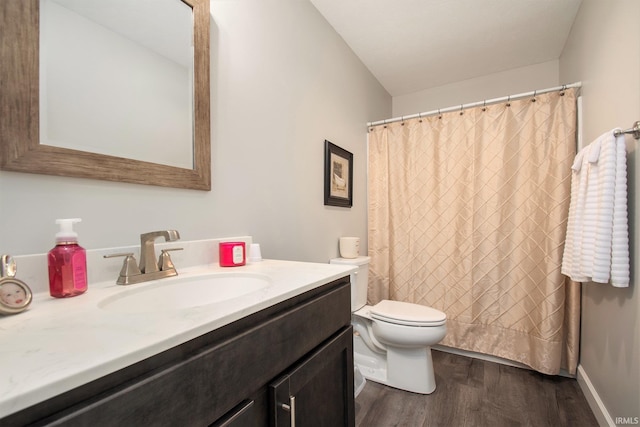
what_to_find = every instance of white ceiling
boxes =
[309,0,583,97]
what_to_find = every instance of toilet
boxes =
[330,256,447,394]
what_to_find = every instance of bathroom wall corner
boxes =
[577,364,615,427]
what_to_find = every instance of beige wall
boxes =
[0,0,391,263]
[560,0,640,424]
[392,60,559,117]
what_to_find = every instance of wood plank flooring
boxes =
[355,350,598,427]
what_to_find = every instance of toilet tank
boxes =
[330,256,370,311]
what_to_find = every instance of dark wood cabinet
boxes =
[2,277,354,427]
[271,328,354,427]
[211,399,256,427]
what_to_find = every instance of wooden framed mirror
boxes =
[0,0,211,190]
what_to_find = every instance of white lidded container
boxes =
[338,237,360,258]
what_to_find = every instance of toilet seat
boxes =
[370,300,446,327]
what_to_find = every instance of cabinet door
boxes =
[270,327,355,427]
[211,400,256,427]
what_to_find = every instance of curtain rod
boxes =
[367,82,582,127]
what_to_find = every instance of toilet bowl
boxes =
[330,257,447,395]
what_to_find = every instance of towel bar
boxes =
[614,121,640,140]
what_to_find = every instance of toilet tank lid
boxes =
[370,300,446,325]
[329,256,371,266]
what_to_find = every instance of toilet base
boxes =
[353,332,437,394]
[354,350,388,385]
[387,346,436,394]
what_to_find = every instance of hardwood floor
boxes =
[355,350,598,427]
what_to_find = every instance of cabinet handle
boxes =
[280,395,296,427]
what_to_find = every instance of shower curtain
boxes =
[368,89,580,375]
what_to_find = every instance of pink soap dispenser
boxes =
[48,218,88,298]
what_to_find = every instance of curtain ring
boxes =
[482,100,487,111]
[459,104,464,115]
[560,85,566,96]
[438,109,442,119]
[531,90,537,102]
[418,112,422,123]
[401,116,405,126]
[383,119,388,129]
[506,95,511,107]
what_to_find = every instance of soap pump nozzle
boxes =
[55,218,81,243]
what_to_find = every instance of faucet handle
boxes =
[159,248,183,272]
[104,253,142,285]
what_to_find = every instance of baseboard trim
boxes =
[577,364,614,427]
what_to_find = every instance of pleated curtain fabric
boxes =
[367,89,580,375]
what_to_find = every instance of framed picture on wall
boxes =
[324,140,353,207]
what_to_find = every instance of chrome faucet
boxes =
[104,230,182,285]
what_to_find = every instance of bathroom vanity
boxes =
[0,259,356,426]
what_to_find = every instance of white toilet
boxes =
[330,256,447,394]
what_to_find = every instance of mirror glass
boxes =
[40,0,194,169]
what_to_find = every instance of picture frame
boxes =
[0,278,33,315]
[324,140,353,207]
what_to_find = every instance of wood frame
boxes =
[324,140,353,208]
[0,0,211,190]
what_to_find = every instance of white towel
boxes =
[610,135,629,286]
[561,130,629,287]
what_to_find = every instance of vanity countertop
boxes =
[0,259,356,418]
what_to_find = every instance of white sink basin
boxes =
[98,272,272,314]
